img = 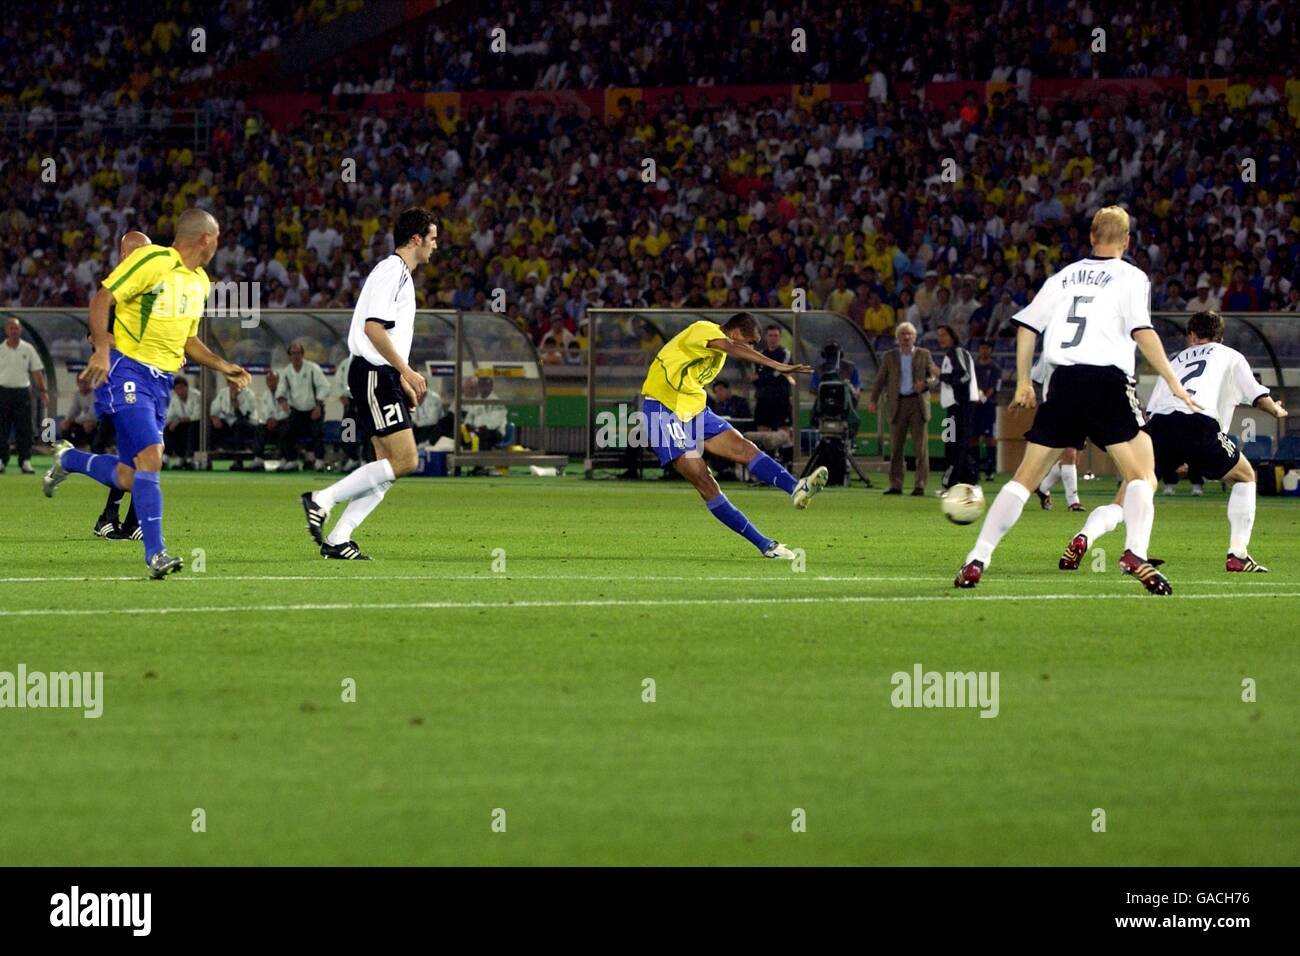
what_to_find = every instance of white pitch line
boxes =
[0,573,908,584]
[0,572,1294,587]
[3,591,1300,618]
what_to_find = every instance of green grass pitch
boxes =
[2,463,1298,866]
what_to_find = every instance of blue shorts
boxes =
[93,350,174,465]
[643,398,734,467]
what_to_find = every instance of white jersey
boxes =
[1147,341,1268,431]
[1012,256,1152,376]
[347,254,416,367]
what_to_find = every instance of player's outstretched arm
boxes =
[184,336,251,391]
[1133,328,1200,411]
[81,287,116,387]
[1256,395,1288,419]
[708,338,813,374]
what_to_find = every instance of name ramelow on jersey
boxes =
[1147,341,1269,432]
[347,254,415,366]
[1011,256,1152,377]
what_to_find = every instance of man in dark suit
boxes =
[868,321,939,495]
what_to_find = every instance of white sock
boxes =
[1039,463,1061,494]
[966,481,1030,566]
[327,480,391,545]
[314,458,396,510]
[1227,481,1256,558]
[1121,479,1155,559]
[1079,502,1124,545]
[1061,463,1079,506]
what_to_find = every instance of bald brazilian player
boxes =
[93,231,153,540]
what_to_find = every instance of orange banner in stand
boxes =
[605,88,642,119]
[424,92,462,121]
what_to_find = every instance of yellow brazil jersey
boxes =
[641,320,730,422]
[103,245,209,372]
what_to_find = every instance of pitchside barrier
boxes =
[3,309,558,473]
[6,308,1297,484]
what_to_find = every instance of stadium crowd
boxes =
[2,0,1298,364]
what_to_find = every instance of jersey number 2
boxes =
[1060,296,1093,348]
[1179,360,1208,395]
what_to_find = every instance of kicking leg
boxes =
[957,443,1062,587]
[674,453,788,558]
[704,427,827,508]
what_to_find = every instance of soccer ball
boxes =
[941,483,985,525]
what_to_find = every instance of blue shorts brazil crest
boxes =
[93,350,174,465]
[642,398,735,467]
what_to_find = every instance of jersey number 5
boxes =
[1061,295,1094,349]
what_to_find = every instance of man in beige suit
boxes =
[869,322,939,495]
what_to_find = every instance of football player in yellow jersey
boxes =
[45,208,251,579]
[640,312,828,559]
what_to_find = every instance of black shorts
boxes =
[1024,364,1142,451]
[972,402,996,437]
[753,391,792,430]
[347,356,413,440]
[1144,412,1239,482]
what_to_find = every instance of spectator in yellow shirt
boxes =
[826,275,855,314]
[863,293,896,336]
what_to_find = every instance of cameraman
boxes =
[810,340,862,438]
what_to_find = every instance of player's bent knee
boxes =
[115,463,135,491]
[1227,457,1255,484]
[134,445,163,473]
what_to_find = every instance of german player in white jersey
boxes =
[955,206,1198,594]
[300,208,436,559]
[1059,310,1288,573]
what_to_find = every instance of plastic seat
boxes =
[1241,436,1272,462]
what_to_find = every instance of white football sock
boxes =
[1061,463,1079,505]
[1039,463,1061,494]
[314,458,396,510]
[966,481,1030,566]
[327,480,391,545]
[1079,503,1124,545]
[1121,479,1155,559]
[1227,481,1256,558]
